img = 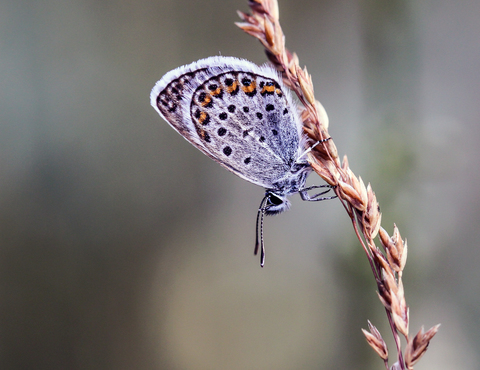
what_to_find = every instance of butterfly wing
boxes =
[150,56,306,189]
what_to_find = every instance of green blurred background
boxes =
[1,0,478,369]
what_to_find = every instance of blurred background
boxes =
[1,0,478,369]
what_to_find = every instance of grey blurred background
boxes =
[0,0,478,369]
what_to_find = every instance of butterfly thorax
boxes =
[269,161,310,195]
[262,161,310,215]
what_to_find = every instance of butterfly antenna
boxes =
[259,208,266,267]
[255,194,269,267]
[299,138,331,160]
[255,207,261,256]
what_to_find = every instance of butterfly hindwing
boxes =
[151,56,306,189]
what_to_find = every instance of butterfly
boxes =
[150,56,333,266]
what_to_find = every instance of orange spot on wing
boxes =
[198,111,208,124]
[210,87,223,96]
[201,94,212,107]
[261,85,275,94]
[227,80,239,94]
[241,81,257,94]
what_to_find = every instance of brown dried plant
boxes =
[236,0,439,369]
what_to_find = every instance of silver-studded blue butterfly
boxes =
[150,56,334,266]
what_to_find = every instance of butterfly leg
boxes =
[299,185,337,202]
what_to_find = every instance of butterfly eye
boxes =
[264,193,290,216]
[268,194,283,206]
